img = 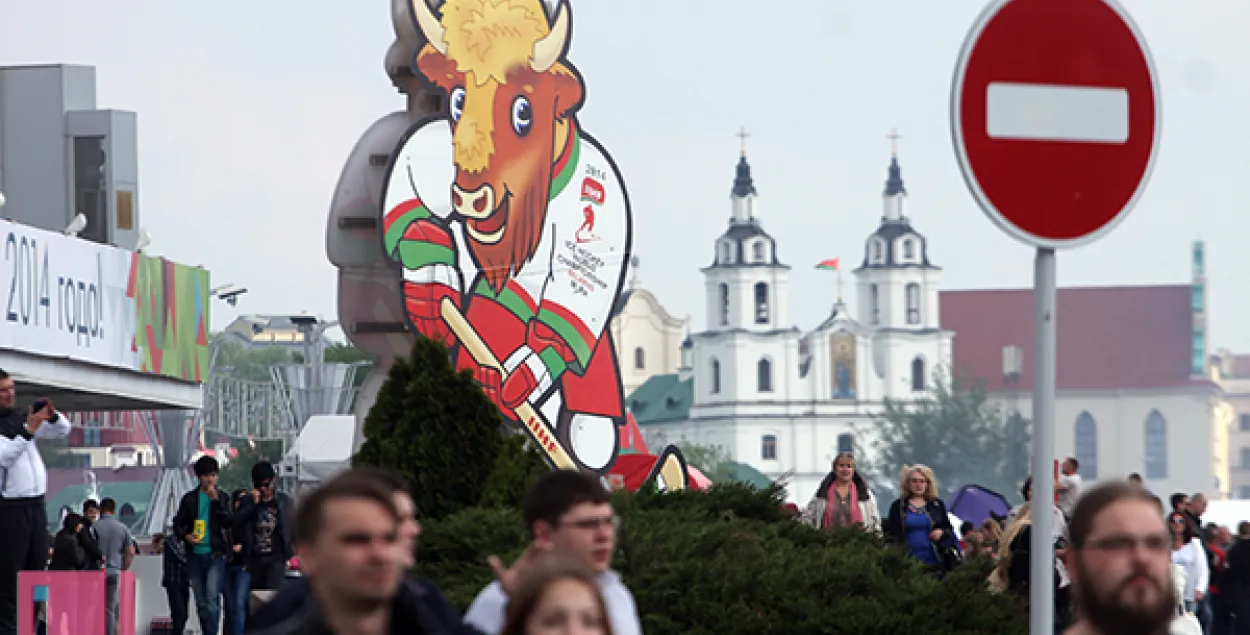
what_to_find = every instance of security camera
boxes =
[217,288,247,307]
[64,213,87,237]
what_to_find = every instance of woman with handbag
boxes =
[883,465,962,573]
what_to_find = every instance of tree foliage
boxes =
[353,336,534,521]
[418,483,1027,635]
[677,441,765,485]
[218,438,285,493]
[861,369,1030,504]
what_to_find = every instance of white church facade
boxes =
[634,147,951,503]
[628,141,1228,505]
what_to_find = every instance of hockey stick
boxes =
[440,297,578,470]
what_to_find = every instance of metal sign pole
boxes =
[1030,247,1057,635]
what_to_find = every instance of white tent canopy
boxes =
[285,415,356,484]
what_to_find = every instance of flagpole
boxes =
[836,267,843,303]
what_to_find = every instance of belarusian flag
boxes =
[816,258,840,271]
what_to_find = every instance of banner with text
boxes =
[0,221,211,383]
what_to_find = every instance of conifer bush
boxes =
[353,336,549,520]
[417,483,1028,635]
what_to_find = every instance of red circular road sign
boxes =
[951,0,1161,249]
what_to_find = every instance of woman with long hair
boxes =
[882,465,961,572]
[1169,510,1209,614]
[800,452,882,534]
[501,554,614,635]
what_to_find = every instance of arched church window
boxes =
[634,347,645,370]
[710,358,721,394]
[870,284,880,325]
[752,241,766,262]
[1144,410,1168,478]
[761,434,777,460]
[757,358,773,392]
[719,283,729,326]
[910,357,926,391]
[1074,411,1098,478]
[906,283,921,325]
[837,433,854,454]
[754,282,770,324]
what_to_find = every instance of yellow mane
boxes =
[440,0,550,87]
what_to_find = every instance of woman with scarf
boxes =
[800,452,882,534]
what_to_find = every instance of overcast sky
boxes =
[2,0,1246,351]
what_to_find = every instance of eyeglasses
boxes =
[561,515,621,531]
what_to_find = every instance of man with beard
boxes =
[1063,482,1177,635]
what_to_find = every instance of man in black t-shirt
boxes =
[233,462,294,590]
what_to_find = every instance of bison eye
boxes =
[450,87,466,122]
[511,96,533,137]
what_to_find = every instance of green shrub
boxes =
[416,484,1027,635]
[354,336,551,521]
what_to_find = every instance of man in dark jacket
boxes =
[171,456,233,635]
[233,462,295,590]
[248,468,473,635]
[79,499,103,570]
[248,467,425,633]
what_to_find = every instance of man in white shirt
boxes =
[464,470,642,635]
[1057,457,1083,519]
[0,369,70,635]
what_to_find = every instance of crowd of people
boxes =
[0,367,1242,635]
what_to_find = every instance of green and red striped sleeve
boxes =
[384,199,456,270]
[536,301,596,372]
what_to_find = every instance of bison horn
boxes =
[530,0,570,73]
[411,0,447,55]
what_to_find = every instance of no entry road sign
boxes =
[951,0,1162,249]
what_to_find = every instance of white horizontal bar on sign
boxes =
[985,82,1130,144]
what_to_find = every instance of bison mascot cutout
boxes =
[380,0,690,491]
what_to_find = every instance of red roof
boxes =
[618,413,649,455]
[940,285,1209,392]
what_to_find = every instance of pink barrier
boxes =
[17,571,136,635]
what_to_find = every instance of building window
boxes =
[870,284,880,325]
[762,434,777,460]
[719,283,729,326]
[1242,414,1250,432]
[752,241,765,262]
[1241,447,1250,470]
[911,357,926,391]
[903,239,915,260]
[757,358,773,392]
[905,283,921,325]
[871,239,884,263]
[754,282,770,324]
[837,433,854,454]
[710,358,721,394]
[633,347,645,370]
[1074,411,1098,479]
[1144,410,1168,479]
[719,241,734,264]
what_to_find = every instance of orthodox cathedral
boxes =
[631,143,952,503]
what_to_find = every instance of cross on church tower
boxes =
[887,128,902,157]
[736,126,750,156]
